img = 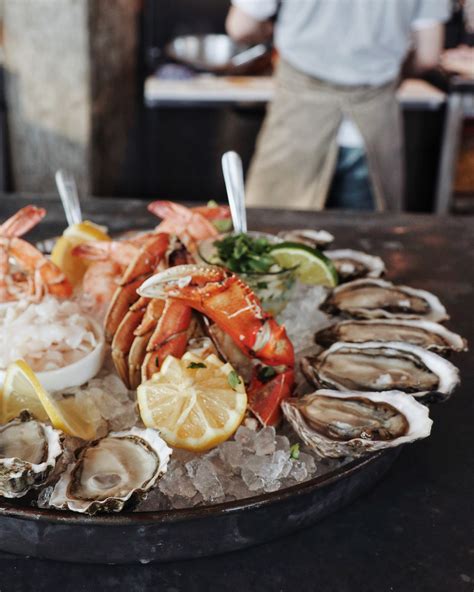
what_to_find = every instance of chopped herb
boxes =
[213,233,281,275]
[257,366,277,382]
[213,218,233,233]
[187,362,207,369]
[289,443,300,460]
[256,281,269,290]
[228,370,242,390]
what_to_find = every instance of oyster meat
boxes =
[282,389,432,458]
[278,229,335,250]
[321,278,448,322]
[0,413,63,498]
[50,427,171,514]
[324,249,385,282]
[301,341,459,401]
[315,319,467,353]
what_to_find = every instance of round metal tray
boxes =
[0,448,400,564]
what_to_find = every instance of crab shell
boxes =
[282,389,432,459]
[49,427,171,514]
[0,413,63,498]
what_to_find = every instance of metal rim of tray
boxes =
[0,451,389,525]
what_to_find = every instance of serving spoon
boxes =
[221,151,248,234]
[55,169,83,226]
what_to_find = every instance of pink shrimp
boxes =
[148,201,220,251]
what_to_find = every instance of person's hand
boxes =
[440,45,474,79]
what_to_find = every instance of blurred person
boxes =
[226,0,451,211]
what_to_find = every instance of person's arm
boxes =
[412,23,445,72]
[226,1,277,45]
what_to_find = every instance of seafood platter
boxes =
[0,201,467,563]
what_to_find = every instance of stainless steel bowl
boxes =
[164,34,270,74]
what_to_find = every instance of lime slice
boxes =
[271,242,338,287]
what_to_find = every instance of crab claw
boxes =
[248,369,295,426]
[138,264,295,369]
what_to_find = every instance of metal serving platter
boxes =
[0,448,400,564]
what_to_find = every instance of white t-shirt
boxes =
[232,0,451,86]
[232,0,451,147]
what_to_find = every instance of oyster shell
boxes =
[321,278,448,322]
[315,319,467,354]
[0,412,63,498]
[301,341,459,401]
[324,249,385,282]
[282,389,432,458]
[278,229,335,250]
[50,427,171,514]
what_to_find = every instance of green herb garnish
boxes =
[228,370,242,390]
[213,233,280,275]
[187,362,207,369]
[289,443,300,460]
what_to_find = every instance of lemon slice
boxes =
[51,220,110,285]
[137,353,247,451]
[271,241,339,287]
[1,360,49,422]
[1,360,97,440]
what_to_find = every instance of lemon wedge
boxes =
[51,220,110,285]
[1,360,97,440]
[1,360,49,423]
[137,353,247,452]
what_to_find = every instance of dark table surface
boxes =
[0,195,473,592]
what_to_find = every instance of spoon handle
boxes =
[222,151,248,234]
[55,169,83,226]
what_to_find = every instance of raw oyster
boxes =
[301,341,459,401]
[50,427,171,514]
[282,389,432,458]
[324,249,385,282]
[321,278,448,322]
[0,412,63,498]
[278,229,335,250]
[315,319,467,354]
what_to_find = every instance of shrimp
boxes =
[147,201,220,251]
[0,206,71,303]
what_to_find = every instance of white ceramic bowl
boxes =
[0,318,106,392]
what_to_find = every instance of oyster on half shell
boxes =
[278,229,335,250]
[0,412,63,498]
[282,389,432,458]
[315,319,467,354]
[50,427,171,514]
[324,249,385,283]
[321,278,448,322]
[301,341,460,402]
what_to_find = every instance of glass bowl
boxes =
[197,232,297,315]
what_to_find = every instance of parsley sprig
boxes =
[213,234,279,275]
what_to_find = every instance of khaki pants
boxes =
[246,60,404,211]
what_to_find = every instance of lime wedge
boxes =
[271,242,338,287]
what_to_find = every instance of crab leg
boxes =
[138,265,294,368]
[138,264,295,425]
[104,233,172,341]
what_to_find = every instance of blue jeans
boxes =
[325,147,375,211]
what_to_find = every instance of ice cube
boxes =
[275,435,291,453]
[191,459,224,501]
[254,427,276,456]
[234,426,257,452]
[218,441,243,469]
